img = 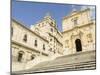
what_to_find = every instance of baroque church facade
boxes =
[12,8,96,71]
[62,8,95,55]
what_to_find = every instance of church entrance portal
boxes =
[75,39,82,52]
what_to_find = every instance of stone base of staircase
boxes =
[12,50,96,74]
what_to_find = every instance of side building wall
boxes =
[12,19,50,71]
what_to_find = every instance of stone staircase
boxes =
[12,50,96,74]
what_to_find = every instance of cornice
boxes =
[62,22,94,34]
[63,8,90,20]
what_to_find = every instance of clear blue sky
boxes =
[12,0,95,31]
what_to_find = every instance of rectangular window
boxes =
[51,28,53,32]
[34,40,37,47]
[11,27,13,37]
[23,34,27,42]
[72,17,78,26]
[74,19,78,25]
[43,44,45,50]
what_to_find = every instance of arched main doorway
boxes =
[75,39,82,52]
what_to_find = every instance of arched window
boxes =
[23,34,27,42]
[18,51,24,62]
[31,54,35,60]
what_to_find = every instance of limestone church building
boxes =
[12,8,96,72]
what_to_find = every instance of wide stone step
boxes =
[13,60,96,74]
[32,50,96,69]
[29,61,96,72]
[12,50,96,74]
